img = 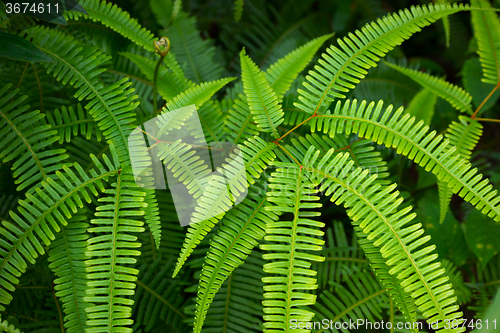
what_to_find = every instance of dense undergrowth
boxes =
[1,0,500,332]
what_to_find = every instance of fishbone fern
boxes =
[2,0,500,332]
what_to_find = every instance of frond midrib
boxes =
[0,109,46,180]
[316,289,386,333]
[303,163,451,330]
[195,196,266,332]
[479,10,500,82]
[135,279,186,318]
[244,61,279,137]
[311,5,460,114]
[109,171,121,331]
[61,227,85,332]
[285,167,302,332]
[38,46,129,157]
[0,168,120,272]
[317,114,500,219]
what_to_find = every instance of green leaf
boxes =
[0,32,51,62]
[462,58,500,114]
[296,3,474,114]
[418,194,468,266]
[385,61,473,114]
[265,34,333,101]
[404,88,438,125]
[465,210,500,269]
[470,0,500,85]
[240,49,284,138]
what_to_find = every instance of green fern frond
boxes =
[48,213,91,333]
[438,116,483,223]
[198,101,226,143]
[234,0,244,21]
[438,0,451,47]
[0,195,18,222]
[120,52,193,101]
[165,77,235,112]
[315,222,367,288]
[240,49,284,138]
[261,162,325,332]
[405,88,438,125]
[186,251,265,333]
[193,184,276,333]
[26,25,164,253]
[356,229,418,328]
[172,145,251,278]
[296,3,473,114]
[0,148,121,311]
[133,256,188,331]
[311,99,500,222]
[440,259,472,305]
[446,117,483,161]
[0,315,21,333]
[24,26,138,164]
[46,104,102,143]
[224,95,260,144]
[241,136,277,184]
[384,61,473,114]
[265,34,333,101]
[302,149,463,332]
[155,142,211,201]
[84,167,146,333]
[0,84,68,192]
[283,134,390,183]
[311,267,389,331]
[64,0,157,52]
[471,0,500,85]
[163,12,223,83]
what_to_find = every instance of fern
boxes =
[46,104,102,143]
[163,12,222,83]
[261,162,325,332]
[265,34,333,101]
[0,84,68,192]
[0,314,21,333]
[404,88,438,125]
[84,167,146,333]
[302,149,463,332]
[311,267,389,332]
[311,99,500,222]
[384,61,473,114]
[0,148,120,311]
[48,212,91,333]
[240,49,284,138]
[64,0,157,52]
[172,135,276,277]
[165,77,235,112]
[233,0,244,22]
[315,222,367,288]
[133,256,188,331]
[296,3,475,114]
[120,51,193,101]
[193,183,276,333]
[3,0,500,331]
[438,117,483,223]
[470,0,500,85]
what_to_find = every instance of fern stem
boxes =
[51,283,64,333]
[471,82,500,118]
[475,117,500,123]
[31,63,43,112]
[277,115,315,141]
[153,37,171,116]
[153,54,166,116]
